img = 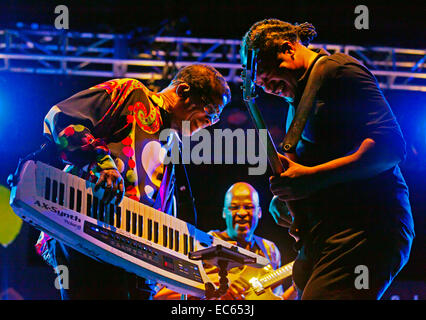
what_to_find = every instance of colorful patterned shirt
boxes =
[36,78,178,258]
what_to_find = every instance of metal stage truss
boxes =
[1,28,425,92]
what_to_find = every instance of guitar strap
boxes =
[279,54,330,153]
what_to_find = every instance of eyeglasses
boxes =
[201,96,222,124]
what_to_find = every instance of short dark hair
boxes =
[171,64,231,106]
[240,18,317,65]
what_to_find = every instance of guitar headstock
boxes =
[241,48,259,102]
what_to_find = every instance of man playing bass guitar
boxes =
[154,182,297,300]
[240,18,415,300]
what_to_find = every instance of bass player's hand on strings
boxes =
[269,153,322,201]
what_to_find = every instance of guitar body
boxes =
[226,265,283,300]
[244,288,283,300]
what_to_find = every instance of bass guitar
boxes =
[241,48,301,238]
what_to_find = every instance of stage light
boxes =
[0,185,23,247]
[227,110,247,126]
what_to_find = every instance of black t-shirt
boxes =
[286,49,415,238]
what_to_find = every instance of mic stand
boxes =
[189,244,256,299]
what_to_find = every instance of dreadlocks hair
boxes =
[240,18,317,65]
[171,64,231,106]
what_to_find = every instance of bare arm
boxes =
[270,137,403,201]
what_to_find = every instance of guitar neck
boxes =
[245,99,284,175]
[259,261,294,289]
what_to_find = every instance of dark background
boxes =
[0,0,425,300]
[1,0,425,48]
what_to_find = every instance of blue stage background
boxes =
[0,0,425,300]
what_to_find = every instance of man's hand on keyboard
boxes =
[94,169,125,205]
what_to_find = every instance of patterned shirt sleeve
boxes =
[43,79,136,171]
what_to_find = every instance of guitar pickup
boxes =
[249,277,265,295]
